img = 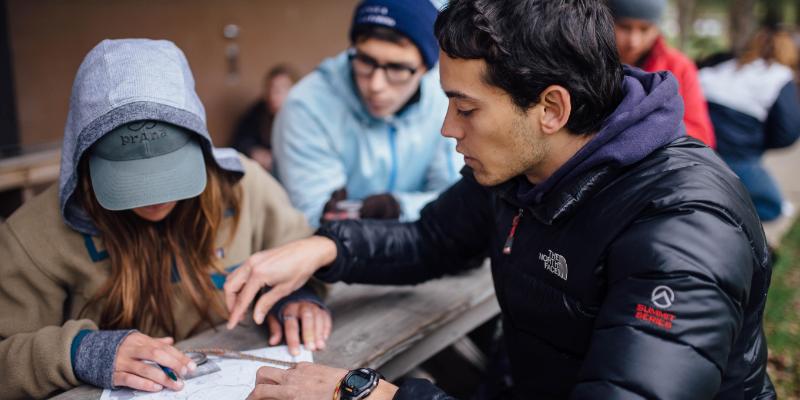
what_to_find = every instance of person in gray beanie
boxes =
[608,0,717,149]
[272,0,461,229]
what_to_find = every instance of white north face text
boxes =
[539,250,568,281]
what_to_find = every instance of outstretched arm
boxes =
[225,173,493,330]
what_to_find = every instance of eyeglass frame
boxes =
[347,48,422,85]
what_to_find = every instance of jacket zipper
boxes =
[503,208,524,255]
[387,125,398,192]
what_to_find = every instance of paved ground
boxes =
[762,142,800,247]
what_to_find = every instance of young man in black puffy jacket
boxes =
[227,1,775,399]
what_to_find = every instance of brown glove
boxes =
[360,193,401,220]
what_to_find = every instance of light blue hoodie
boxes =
[272,51,461,226]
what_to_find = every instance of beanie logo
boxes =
[362,5,388,15]
[359,15,396,27]
[358,6,396,27]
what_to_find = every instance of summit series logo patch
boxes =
[633,286,678,330]
[539,250,568,281]
[651,285,675,309]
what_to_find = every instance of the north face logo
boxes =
[539,250,568,281]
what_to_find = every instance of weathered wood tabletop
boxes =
[52,262,499,399]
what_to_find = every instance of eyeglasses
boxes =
[348,48,420,85]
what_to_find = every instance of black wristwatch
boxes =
[339,367,382,400]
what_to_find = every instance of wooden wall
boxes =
[7,0,360,148]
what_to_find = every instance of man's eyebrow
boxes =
[444,90,477,101]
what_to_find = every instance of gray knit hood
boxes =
[59,38,244,235]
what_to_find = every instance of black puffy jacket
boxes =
[316,137,775,399]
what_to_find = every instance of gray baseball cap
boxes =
[89,120,207,211]
[608,0,666,23]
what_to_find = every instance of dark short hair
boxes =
[435,0,624,135]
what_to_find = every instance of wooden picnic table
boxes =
[52,261,499,399]
[38,143,800,399]
[0,144,61,201]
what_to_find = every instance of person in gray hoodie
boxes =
[0,39,329,399]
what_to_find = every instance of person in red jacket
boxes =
[609,0,716,148]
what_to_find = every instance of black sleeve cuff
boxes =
[312,228,350,283]
[393,378,457,400]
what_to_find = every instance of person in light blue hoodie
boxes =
[272,0,461,227]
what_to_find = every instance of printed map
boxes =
[100,346,312,400]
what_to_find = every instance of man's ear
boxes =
[538,85,571,135]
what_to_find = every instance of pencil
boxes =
[158,364,178,381]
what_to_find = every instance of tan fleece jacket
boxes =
[0,156,313,399]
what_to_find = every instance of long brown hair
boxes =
[739,27,799,70]
[78,153,242,337]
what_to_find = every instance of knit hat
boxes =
[608,0,666,23]
[89,120,207,211]
[349,0,440,69]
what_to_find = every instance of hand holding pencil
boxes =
[113,333,197,392]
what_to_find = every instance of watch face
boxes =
[343,369,378,398]
[346,372,370,389]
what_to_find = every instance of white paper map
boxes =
[100,346,312,400]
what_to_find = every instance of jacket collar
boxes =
[494,165,618,226]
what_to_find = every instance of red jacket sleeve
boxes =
[643,37,716,148]
[675,62,716,148]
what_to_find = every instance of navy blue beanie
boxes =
[349,0,440,69]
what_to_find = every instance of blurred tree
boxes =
[796,0,800,25]
[676,0,697,49]
[729,0,758,53]
[763,0,783,26]
[677,0,798,58]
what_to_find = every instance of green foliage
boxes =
[765,221,800,398]
[671,0,800,60]
[684,35,729,61]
